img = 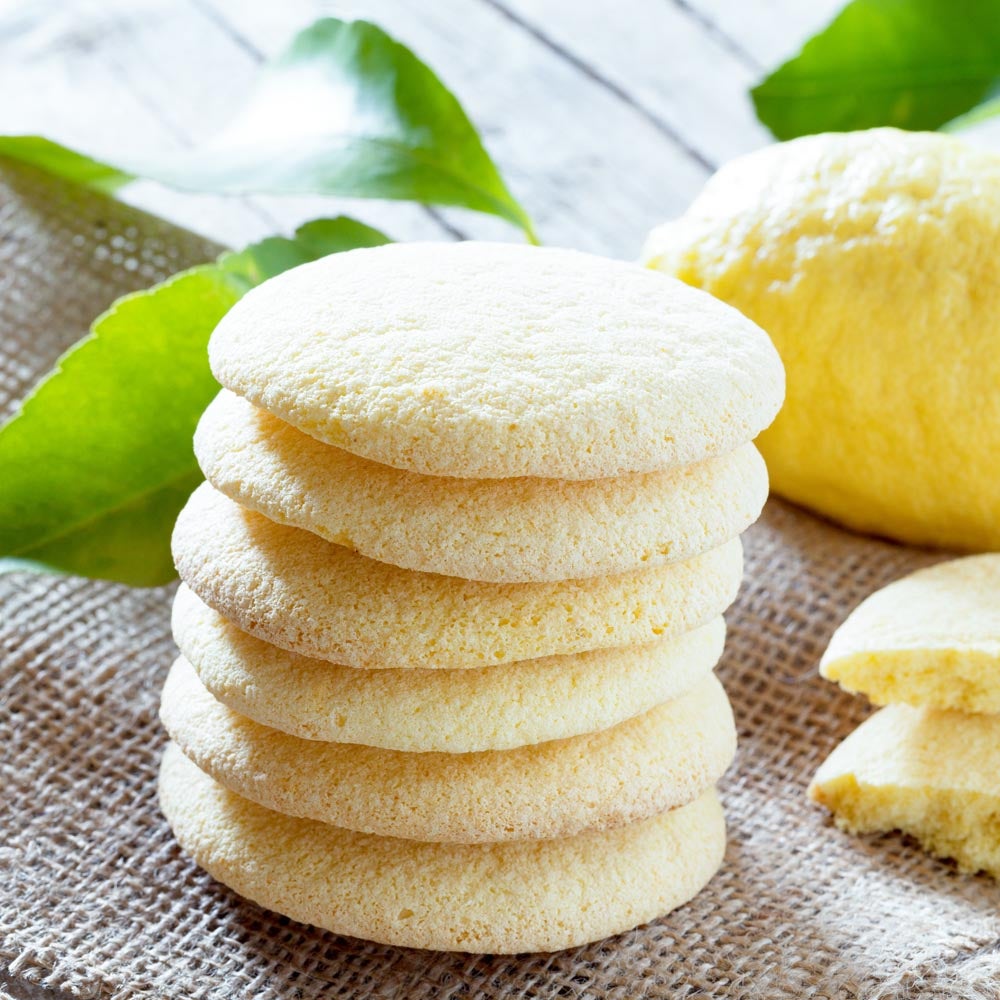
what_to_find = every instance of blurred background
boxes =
[0,0,844,257]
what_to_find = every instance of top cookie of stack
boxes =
[161,241,784,953]
[203,240,782,582]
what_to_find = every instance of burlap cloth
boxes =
[2,161,998,1000]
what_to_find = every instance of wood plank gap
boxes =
[188,0,265,61]
[421,205,468,241]
[668,0,764,73]
[103,50,193,148]
[226,196,290,233]
[481,0,716,172]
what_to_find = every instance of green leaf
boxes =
[0,18,536,240]
[0,217,391,586]
[752,0,1000,140]
[0,270,239,586]
[942,91,1000,132]
[219,216,391,288]
[0,135,134,194]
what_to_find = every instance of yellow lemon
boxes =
[643,128,1000,551]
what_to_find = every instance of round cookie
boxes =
[172,483,744,669]
[821,554,1000,714]
[159,743,727,953]
[161,658,736,843]
[172,585,726,752]
[208,241,784,480]
[809,703,1000,877]
[195,389,768,584]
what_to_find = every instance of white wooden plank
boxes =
[490,0,772,165]
[0,0,275,246]
[200,0,718,258]
[686,0,843,70]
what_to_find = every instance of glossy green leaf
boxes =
[0,217,391,586]
[0,270,236,586]
[752,0,1000,139]
[0,18,535,240]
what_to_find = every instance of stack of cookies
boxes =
[160,242,784,953]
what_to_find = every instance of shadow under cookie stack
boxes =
[160,242,784,953]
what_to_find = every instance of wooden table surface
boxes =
[0,0,843,257]
[0,2,841,997]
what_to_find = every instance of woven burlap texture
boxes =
[1,161,998,1000]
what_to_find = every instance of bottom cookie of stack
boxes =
[159,743,726,954]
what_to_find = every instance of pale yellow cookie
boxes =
[172,585,726,752]
[194,390,767,584]
[161,658,735,844]
[159,743,727,953]
[172,483,744,669]
[821,554,1000,713]
[208,242,784,480]
[809,704,1000,878]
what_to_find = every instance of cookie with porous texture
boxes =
[195,390,768,583]
[821,554,1000,714]
[172,483,744,669]
[172,585,726,752]
[161,658,735,843]
[208,242,784,480]
[159,743,727,953]
[809,703,1000,878]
